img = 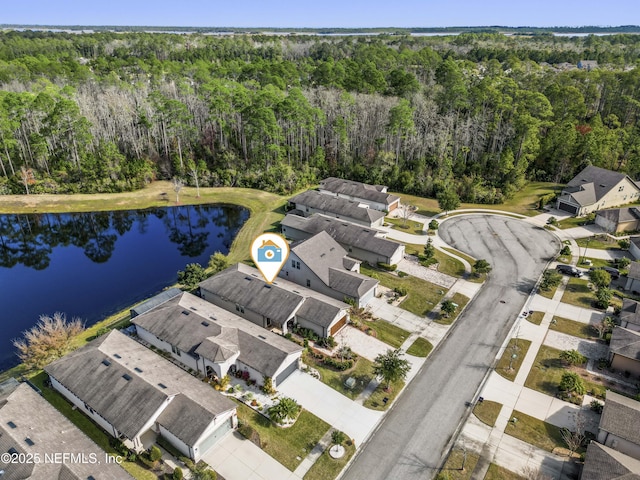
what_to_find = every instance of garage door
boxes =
[557,201,578,214]
[198,417,233,457]
[329,315,348,336]
[275,360,299,387]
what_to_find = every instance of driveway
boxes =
[278,370,383,445]
[334,326,395,361]
[343,215,560,480]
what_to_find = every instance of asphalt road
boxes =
[343,215,560,480]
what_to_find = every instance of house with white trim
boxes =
[44,330,237,462]
[318,177,401,212]
[288,190,386,228]
[132,291,303,389]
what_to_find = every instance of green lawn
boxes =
[394,182,560,217]
[236,403,330,471]
[526,311,544,325]
[442,246,475,265]
[538,281,560,299]
[435,448,480,480]
[524,345,604,398]
[361,264,447,317]
[386,216,425,235]
[28,372,157,480]
[550,316,598,340]
[303,440,356,480]
[504,410,567,452]
[576,236,620,250]
[302,352,374,400]
[363,378,404,411]
[557,216,590,230]
[473,400,503,428]
[579,257,612,269]
[406,337,434,357]
[364,319,411,348]
[404,243,466,278]
[484,464,525,480]
[495,339,532,381]
[434,292,470,325]
[561,277,595,309]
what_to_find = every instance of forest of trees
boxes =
[0,30,639,203]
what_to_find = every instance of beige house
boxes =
[556,166,640,216]
[608,327,640,377]
[619,298,640,332]
[595,207,640,233]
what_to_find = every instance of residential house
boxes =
[595,207,640,233]
[581,442,640,480]
[318,177,401,212]
[608,327,640,377]
[625,261,640,292]
[130,287,182,318]
[619,299,640,332]
[281,213,405,265]
[578,60,599,71]
[596,390,640,460]
[288,190,386,228]
[199,263,351,338]
[44,330,237,461]
[280,231,379,307]
[0,381,133,480]
[132,291,303,389]
[556,166,640,216]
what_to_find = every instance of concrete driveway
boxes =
[343,215,560,480]
[278,370,383,446]
[334,326,395,361]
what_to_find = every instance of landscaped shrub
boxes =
[428,219,439,231]
[394,286,408,297]
[149,445,162,462]
[322,356,354,371]
[560,245,571,256]
[317,335,337,348]
[590,400,604,414]
[397,271,408,278]
[173,467,184,480]
[262,376,276,395]
[377,262,397,271]
[331,430,347,445]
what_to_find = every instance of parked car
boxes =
[589,266,620,280]
[556,264,582,277]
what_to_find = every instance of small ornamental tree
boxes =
[473,259,492,276]
[172,177,184,204]
[208,251,229,274]
[437,187,460,214]
[373,348,411,391]
[441,300,457,317]
[560,245,571,256]
[268,397,301,424]
[540,269,562,291]
[428,219,439,231]
[618,239,631,250]
[331,430,347,445]
[559,349,587,366]
[617,257,631,269]
[595,288,613,309]
[423,238,435,259]
[589,269,611,289]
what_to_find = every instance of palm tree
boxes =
[268,397,301,424]
[372,349,411,391]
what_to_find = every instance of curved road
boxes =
[343,215,560,480]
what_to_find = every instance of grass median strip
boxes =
[435,448,480,480]
[364,319,411,349]
[435,292,470,325]
[495,339,531,382]
[473,400,502,428]
[550,316,597,340]
[363,378,404,411]
[406,337,433,357]
[303,441,356,480]
[526,311,544,325]
[484,463,526,480]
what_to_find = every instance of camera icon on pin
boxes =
[257,240,282,263]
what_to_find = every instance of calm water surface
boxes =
[0,204,248,370]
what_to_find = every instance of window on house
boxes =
[291,260,296,268]
[266,317,272,327]
[24,438,34,446]
[7,421,16,429]
[306,279,311,287]
[171,345,181,355]
[296,261,300,270]
[158,383,167,389]
[122,374,132,381]
[619,186,624,191]
[134,367,143,373]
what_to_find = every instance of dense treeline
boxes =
[0,31,640,202]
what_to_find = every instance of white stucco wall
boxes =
[135,326,199,371]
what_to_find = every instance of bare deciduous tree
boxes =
[520,466,553,480]
[13,312,84,369]
[172,177,184,204]
[561,411,587,457]
[398,203,416,226]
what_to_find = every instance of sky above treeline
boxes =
[3,0,640,28]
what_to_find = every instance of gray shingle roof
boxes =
[132,292,302,378]
[200,263,350,331]
[610,327,640,361]
[0,383,133,480]
[291,232,378,298]
[597,208,640,224]
[289,190,386,224]
[629,261,640,281]
[599,390,640,446]
[319,177,400,207]
[281,213,403,259]
[45,330,235,444]
[199,264,305,327]
[620,299,640,327]
[581,442,640,480]
[562,166,635,207]
[157,394,217,447]
[296,297,344,329]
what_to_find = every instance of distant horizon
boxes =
[4,1,640,30]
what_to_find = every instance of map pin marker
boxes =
[250,233,290,284]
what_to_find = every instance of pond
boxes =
[0,204,249,370]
